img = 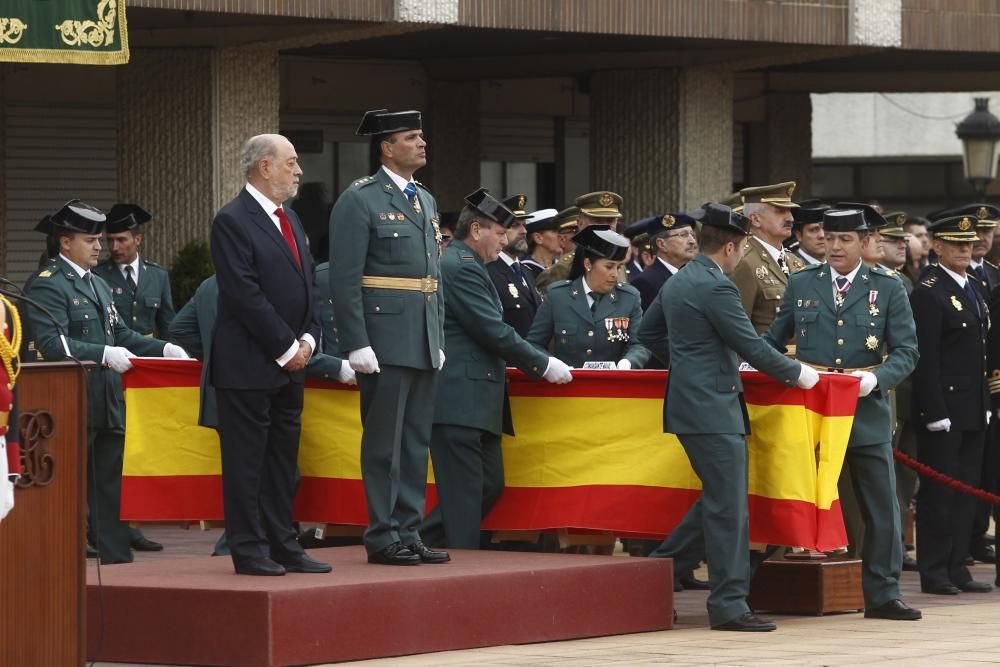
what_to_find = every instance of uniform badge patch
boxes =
[952,295,963,311]
[865,335,879,351]
[755,266,769,280]
[507,283,519,298]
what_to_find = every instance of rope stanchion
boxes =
[892,449,1000,505]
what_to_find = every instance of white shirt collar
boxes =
[754,236,784,263]
[119,255,141,285]
[969,258,983,270]
[831,260,863,285]
[798,249,822,266]
[382,165,414,193]
[657,257,680,275]
[939,263,969,289]
[498,251,517,267]
[59,254,90,279]
[245,182,282,229]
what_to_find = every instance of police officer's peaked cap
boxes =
[105,204,153,234]
[572,225,629,262]
[626,213,696,240]
[928,203,1000,230]
[502,194,531,219]
[880,212,910,239]
[928,215,979,243]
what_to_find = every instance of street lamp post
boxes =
[956,97,1000,198]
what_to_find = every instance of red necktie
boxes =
[274,207,301,269]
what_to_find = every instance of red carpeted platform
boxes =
[86,547,673,666]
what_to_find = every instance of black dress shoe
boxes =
[971,544,997,564]
[404,541,450,563]
[864,599,922,620]
[368,542,421,565]
[901,555,918,571]
[276,554,332,573]
[680,575,711,591]
[711,612,776,632]
[921,582,961,595]
[86,543,99,559]
[130,536,164,552]
[956,580,993,593]
[234,557,286,576]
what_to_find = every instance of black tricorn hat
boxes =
[692,203,750,235]
[572,225,630,262]
[822,208,868,233]
[105,204,152,234]
[792,199,829,226]
[835,202,886,230]
[35,199,106,235]
[356,109,422,136]
[464,188,515,228]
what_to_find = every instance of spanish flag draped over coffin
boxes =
[121,359,856,551]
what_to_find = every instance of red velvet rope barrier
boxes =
[893,449,1000,505]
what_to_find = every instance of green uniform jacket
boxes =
[327,168,444,369]
[26,257,167,430]
[314,262,343,358]
[526,276,650,368]
[94,257,176,338]
[729,236,805,333]
[764,262,919,447]
[652,254,801,435]
[434,240,548,436]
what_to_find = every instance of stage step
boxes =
[86,547,673,666]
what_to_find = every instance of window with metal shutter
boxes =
[4,106,118,285]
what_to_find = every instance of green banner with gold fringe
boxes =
[0,0,128,65]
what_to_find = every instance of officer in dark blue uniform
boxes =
[485,194,539,337]
[627,213,698,311]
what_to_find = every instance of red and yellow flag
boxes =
[121,359,856,551]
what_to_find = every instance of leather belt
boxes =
[361,275,438,293]
[799,360,880,374]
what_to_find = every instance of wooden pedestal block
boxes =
[748,558,863,615]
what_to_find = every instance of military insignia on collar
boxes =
[959,217,973,231]
[384,184,393,191]
[865,335,879,351]
[978,207,989,220]
[599,193,614,207]
[662,214,675,229]
[952,295,963,311]
[507,283,519,298]
[755,266,769,280]
[861,273,869,282]
[39,270,52,278]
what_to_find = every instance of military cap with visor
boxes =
[740,182,799,209]
[928,215,979,243]
[575,191,623,218]
[104,203,153,234]
[356,109,422,136]
[721,191,744,214]
[555,206,580,232]
[502,194,531,219]
[524,208,560,234]
[928,203,1000,230]
[880,211,911,239]
[464,188,515,228]
[572,225,630,262]
[34,199,106,235]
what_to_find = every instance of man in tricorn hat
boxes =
[790,199,829,267]
[420,189,571,550]
[764,206,921,621]
[328,109,449,566]
[26,200,189,564]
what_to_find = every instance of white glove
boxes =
[542,357,573,384]
[439,349,446,368]
[104,346,136,373]
[348,346,380,374]
[337,359,357,386]
[162,343,190,359]
[616,358,632,370]
[926,418,952,433]
[850,370,877,397]
[796,363,820,389]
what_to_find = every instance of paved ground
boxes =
[97,525,1000,667]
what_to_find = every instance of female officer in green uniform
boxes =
[527,226,650,369]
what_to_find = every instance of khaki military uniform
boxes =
[729,236,805,333]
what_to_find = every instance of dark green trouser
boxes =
[844,441,903,607]
[651,433,750,627]
[87,429,133,564]
[357,365,438,554]
[838,461,866,558]
[893,420,918,545]
[420,424,504,549]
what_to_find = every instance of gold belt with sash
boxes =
[361,276,438,293]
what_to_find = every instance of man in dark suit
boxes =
[639,203,819,632]
[628,213,697,311]
[209,133,329,577]
[486,194,539,337]
[911,214,992,594]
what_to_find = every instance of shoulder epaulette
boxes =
[459,253,476,262]
[921,275,938,288]
[352,176,376,188]
[145,259,162,268]
[548,280,572,291]
[870,264,888,275]
[986,260,999,270]
[38,269,52,278]
[414,179,431,192]
[615,282,641,298]
[796,262,822,273]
